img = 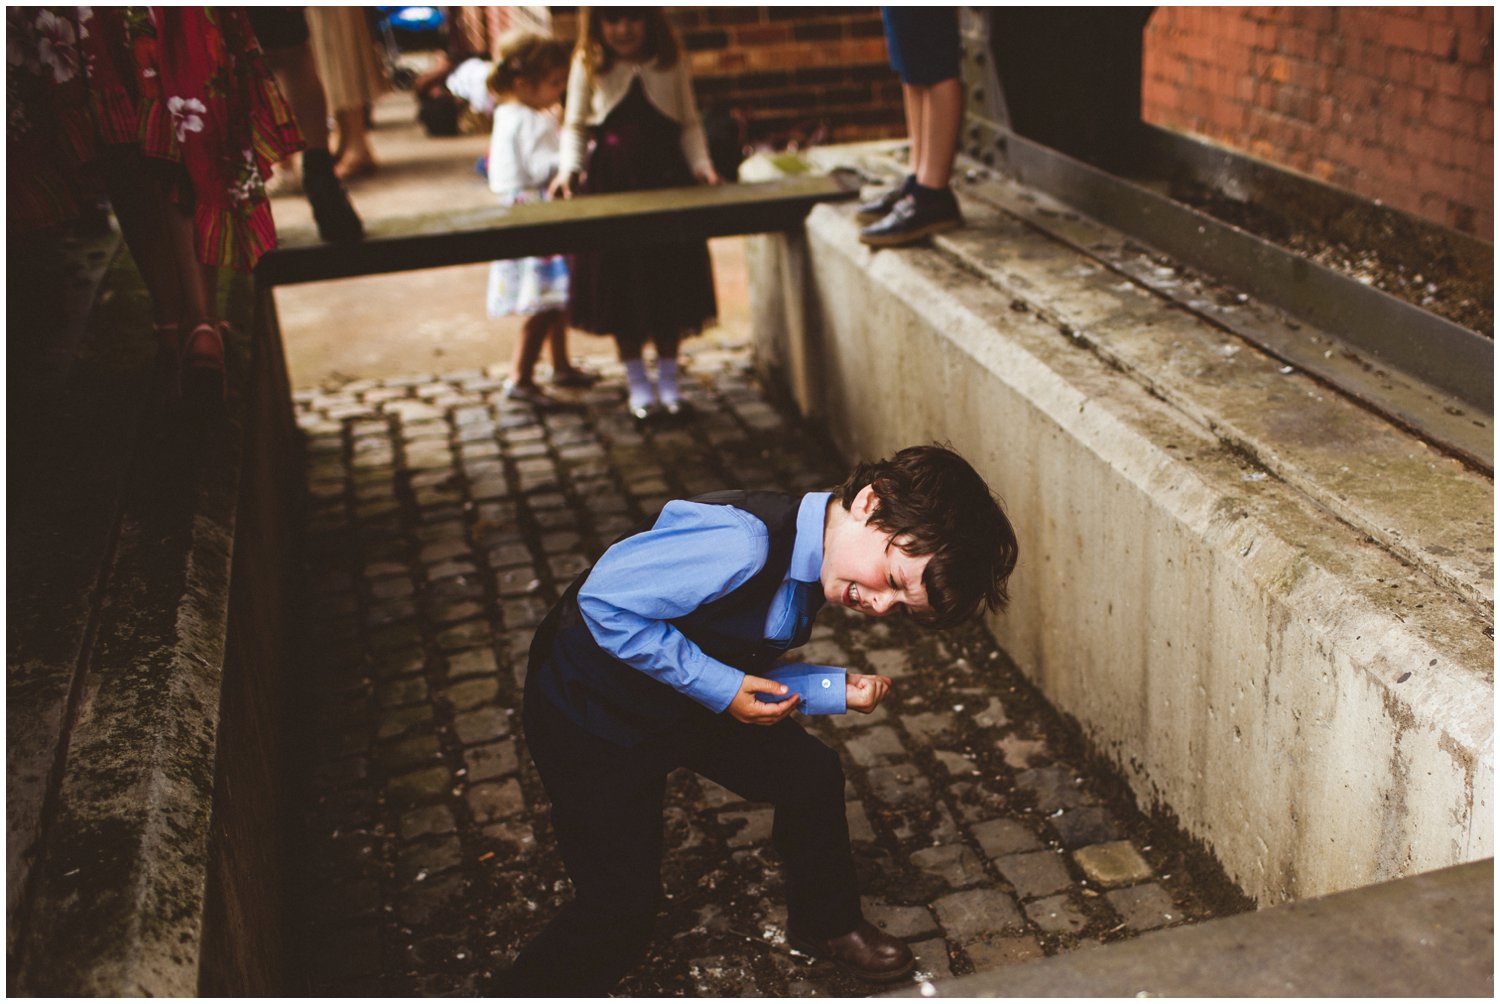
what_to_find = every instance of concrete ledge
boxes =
[7,249,301,992]
[748,159,1492,904]
[889,858,1493,997]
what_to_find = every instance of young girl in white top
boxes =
[487,30,597,406]
[549,8,721,421]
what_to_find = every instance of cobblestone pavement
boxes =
[289,342,1250,996]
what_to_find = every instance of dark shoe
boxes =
[549,366,600,389]
[855,174,915,223]
[303,150,365,244]
[788,921,915,984]
[504,380,571,411]
[859,190,963,248]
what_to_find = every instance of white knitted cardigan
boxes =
[557,54,713,181]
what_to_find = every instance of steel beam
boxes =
[975,123,1493,417]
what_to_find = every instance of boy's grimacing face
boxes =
[820,486,933,619]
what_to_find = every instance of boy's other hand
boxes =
[846,673,893,714]
[548,173,575,199]
[728,674,800,725]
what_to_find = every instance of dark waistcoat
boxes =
[527,490,805,747]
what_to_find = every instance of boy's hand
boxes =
[548,173,576,199]
[727,674,800,725]
[695,164,723,186]
[845,673,893,714]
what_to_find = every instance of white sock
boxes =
[624,358,655,410]
[656,357,680,405]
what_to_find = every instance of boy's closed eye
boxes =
[887,573,913,617]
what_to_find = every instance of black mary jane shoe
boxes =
[859,191,963,248]
[854,175,915,223]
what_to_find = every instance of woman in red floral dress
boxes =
[7,7,303,403]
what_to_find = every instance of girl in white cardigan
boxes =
[549,8,722,421]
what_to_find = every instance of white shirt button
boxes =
[821,678,831,688]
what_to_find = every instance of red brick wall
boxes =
[541,7,904,148]
[671,7,903,147]
[1142,6,1493,237]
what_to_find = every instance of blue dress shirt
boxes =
[578,492,847,715]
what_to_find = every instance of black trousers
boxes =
[502,683,862,995]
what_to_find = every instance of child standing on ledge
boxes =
[485,30,598,408]
[549,7,721,422]
[498,444,1019,994]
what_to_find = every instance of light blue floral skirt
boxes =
[486,188,570,318]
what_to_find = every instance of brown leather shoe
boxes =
[789,921,915,983]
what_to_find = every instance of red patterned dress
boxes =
[7,7,302,271]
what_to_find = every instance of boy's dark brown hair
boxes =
[488,30,571,99]
[574,7,682,79]
[836,444,1018,629]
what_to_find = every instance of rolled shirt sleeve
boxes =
[577,501,766,713]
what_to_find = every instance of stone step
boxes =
[893,858,1493,997]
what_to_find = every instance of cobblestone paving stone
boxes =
[289,343,1251,996]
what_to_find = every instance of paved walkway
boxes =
[288,343,1250,996]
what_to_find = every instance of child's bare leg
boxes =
[96,151,189,333]
[100,151,221,388]
[545,312,570,372]
[157,197,222,379]
[544,311,596,386]
[902,81,925,180]
[505,311,559,406]
[914,77,962,189]
[511,311,551,387]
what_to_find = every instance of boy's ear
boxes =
[853,484,879,522]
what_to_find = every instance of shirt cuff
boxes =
[755,663,847,715]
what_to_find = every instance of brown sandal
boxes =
[181,321,226,405]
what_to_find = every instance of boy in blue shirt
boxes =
[503,445,1018,994]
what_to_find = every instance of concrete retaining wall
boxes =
[747,189,1493,904]
[7,268,303,993]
